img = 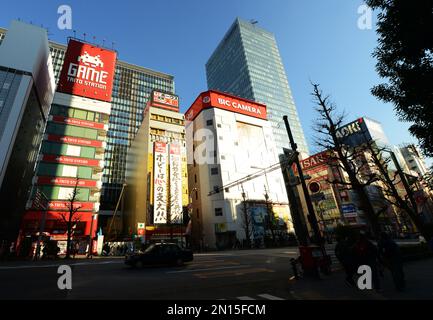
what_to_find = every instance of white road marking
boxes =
[257,294,285,300]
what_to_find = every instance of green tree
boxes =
[366,0,433,156]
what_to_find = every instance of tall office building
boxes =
[206,18,309,156]
[125,91,188,242]
[0,27,175,230]
[0,21,55,242]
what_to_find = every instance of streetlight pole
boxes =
[283,116,323,245]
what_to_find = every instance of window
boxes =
[217,124,222,128]
[211,167,219,175]
[215,208,223,217]
[206,119,213,126]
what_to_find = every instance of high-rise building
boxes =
[206,18,309,156]
[0,27,175,230]
[22,39,117,255]
[399,144,429,177]
[185,90,293,250]
[125,91,188,243]
[0,21,55,243]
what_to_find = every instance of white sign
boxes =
[153,142,168,224]
[169,143,183,224]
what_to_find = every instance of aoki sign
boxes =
[57,39,117,102]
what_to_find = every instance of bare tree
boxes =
[363,141,432,240]
[60,178,82,259]
[311,83,381,237]
[240,186,252,248]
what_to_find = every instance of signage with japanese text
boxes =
[169,143,183,224]
[153,142,168,224]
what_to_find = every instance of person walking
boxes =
[353,232,381,291]
[335,236,357,287]
[378,232,406,291]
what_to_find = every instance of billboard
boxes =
[169,143,183,224]
[185,90,267,121]
[153,142,168,224]
[57,39,117,102]
[151,91,179,112]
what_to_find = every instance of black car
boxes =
[125,243,193,267]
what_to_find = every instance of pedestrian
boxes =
[353,232,381,291]
[378,232,406,291]
[9,242,16,258]
[335,235,356,287]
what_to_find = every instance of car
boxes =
[125,243,193,268]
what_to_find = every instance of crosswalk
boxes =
[218,293,286,300]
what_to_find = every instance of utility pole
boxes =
[241,185,251,248]
[283,116,323,245]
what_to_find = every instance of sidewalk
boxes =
[287,258,433,300]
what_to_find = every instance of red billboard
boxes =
[57,39,117,102]
[36,176,99,188]
[151,91,179,112]
[52,115,106,129]
[185,90,267,121]
[42,155,102,167]
[47,134,104,148]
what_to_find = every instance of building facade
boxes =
[186,90,293,250]
[0,26,175,231]
[125,91,188,243]
[0,21,55,243]
[206,18,309,157]
[399,144,429,177]
[21,39,117,254]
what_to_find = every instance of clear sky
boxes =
[1,0,427,160]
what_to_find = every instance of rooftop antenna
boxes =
[103,38,106,47]
[112,41,115,50]
[73,30,76,38]
[250,19,258,25]
[92,35,96,45]
[83,32,87,41]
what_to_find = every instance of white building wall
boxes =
[187,107,291,248]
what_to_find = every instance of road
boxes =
[0,247,302,300]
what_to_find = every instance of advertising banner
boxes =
[153,142,168,224]
[185,90,267,121]
[47,134,104,148]
[51,115,106,129]
[152,91,179,111]
[42,154,102,167]
[57,39,117,102]
[169,143,183,224]
[36,176,99,188]
[46,201,95,211]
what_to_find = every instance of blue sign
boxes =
[341,204,357,214]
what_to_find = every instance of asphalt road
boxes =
[0,247,301,300]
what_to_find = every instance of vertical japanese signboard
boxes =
[169,143,183,224]
[153,142,168,224]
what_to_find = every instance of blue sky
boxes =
[1,0,425,158]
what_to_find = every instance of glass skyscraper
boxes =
[0,28,175,226]
[206,18,309,156]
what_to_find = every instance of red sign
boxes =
[45,201,95,211]
[52,116,106,129]
[36,176,99,188]
[151,91,179,112]
[47,134,103,147]
[185,90,267,121]
[42,155,102,167]
[57,39,117,102]
[292,151,330,174]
